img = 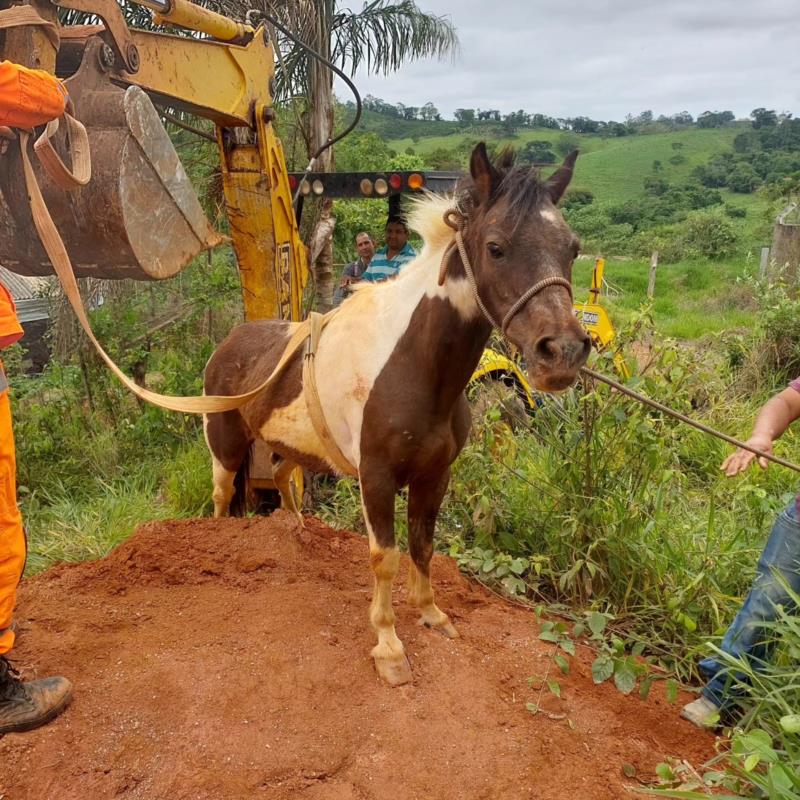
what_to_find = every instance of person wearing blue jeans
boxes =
[682,379,800,728]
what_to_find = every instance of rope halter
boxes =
[439,205,573,334]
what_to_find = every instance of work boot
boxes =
[680,695,721,729]
[0,656,72,735]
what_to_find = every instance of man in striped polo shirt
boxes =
[361,217,417,283]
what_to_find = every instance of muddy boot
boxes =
[680,695,720,729]
[0,656,73,735]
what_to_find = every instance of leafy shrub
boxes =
[725,203,748,218]
[518,140,557,165]
[554,132,580,157]
[644,176,670,196]
[677,210,739,259]
[728,163,761,193]
[729,277,800,390]
[561,189,594,211]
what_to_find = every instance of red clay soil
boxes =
[1,512,715,800]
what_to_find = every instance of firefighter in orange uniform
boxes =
[0,59,73,733]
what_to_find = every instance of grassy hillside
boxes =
[573,255,757,339]
[392,126,744,205]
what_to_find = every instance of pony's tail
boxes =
[229,445,252,517]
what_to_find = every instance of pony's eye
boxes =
[487,242,504,260]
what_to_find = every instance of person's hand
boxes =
[721,434,773,475]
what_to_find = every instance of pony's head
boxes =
[458,143,590,391]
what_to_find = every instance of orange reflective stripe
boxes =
[0,283,22,349]
[0,60,66,129]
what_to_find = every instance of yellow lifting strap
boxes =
[302,312,358,477]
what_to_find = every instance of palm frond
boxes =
[331,0,458,76]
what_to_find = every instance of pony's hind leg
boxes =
[407,469,458,638]
[272,456,303,526]
[203,411,252,518]
[210,455,237,518]
[360,468,411,686]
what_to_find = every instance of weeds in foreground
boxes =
[646,584,800,798]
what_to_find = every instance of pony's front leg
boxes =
[360,472,411,686]
[407,470,459,638]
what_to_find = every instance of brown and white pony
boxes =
[203,143,590,685]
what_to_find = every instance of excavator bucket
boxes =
[0,36,221,281]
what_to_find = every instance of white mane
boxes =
[406,192,458,258]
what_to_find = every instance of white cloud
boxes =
[336,0,800,121]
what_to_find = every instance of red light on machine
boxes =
[407,173,424,190]
[389,173,403,191]
[288,175,298,191]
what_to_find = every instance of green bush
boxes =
[728,163,761,193]
[677,210,739,259]
[561,189,594,211]
[725,204,748,218]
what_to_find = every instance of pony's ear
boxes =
[546,150,579,204]
[470,142,500,203]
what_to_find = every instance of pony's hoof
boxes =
[420,617,459,639]
[373,653,413,686]
[436,619,460,639]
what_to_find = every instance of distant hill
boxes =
[344,106,749,201]
[335,105,793,255]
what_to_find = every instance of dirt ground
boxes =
[1,512,715,800]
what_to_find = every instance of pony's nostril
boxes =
[535,333,591,366]
[535,336,560,361]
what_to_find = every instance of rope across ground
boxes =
[0,512,714,800]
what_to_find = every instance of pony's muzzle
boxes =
[533,331,591,370]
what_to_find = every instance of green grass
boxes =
[22,470,177,574]
[572,255,759,339]
[21,439,214,575]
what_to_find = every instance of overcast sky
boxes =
[340,0,800,122]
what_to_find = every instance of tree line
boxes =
[362,94,744,134]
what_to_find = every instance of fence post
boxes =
[647,251,659,299]
[759,246,770,279]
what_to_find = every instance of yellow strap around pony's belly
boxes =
[302,311,357,477]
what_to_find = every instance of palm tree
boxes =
[214,0,459,308]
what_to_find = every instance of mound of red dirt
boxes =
[1,512,714,799]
